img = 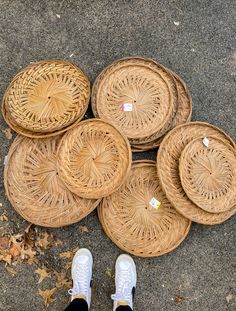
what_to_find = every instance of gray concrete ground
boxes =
[0,1,235,310]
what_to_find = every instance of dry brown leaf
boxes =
[6,266,17,277]
[35,267,51,284]
[54,239,63,247]
[5,128,12,140]
[21,247,36,260]
[79,225,89,233]
[63,261,72,270]
[2,254,12,265]
[36,232,51,249]
[175,295,184,303]
[55,271,72,289]
[24,224,35,247]
[39,288,56,308]
[59,251,73,259]
[0,214,9,221]
[0,236,10,250]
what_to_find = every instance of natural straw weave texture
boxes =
[157,122,236,225]
[132,70,192,151]
[4,136,100,227]
[179,136,236,213]
[2,60,90,136]
[57,119,132,199]
[98,160,191,257]
[92,57,178,142]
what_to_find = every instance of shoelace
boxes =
[68,261,90,297]
[111,268,132,304]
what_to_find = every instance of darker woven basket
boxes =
[91,57,178,143]
[4,136,100,227]
[179,136,236,213]
[98,160,191,257]
[57,119,132,199]
[2,60,90,137]
[157,122,236,225]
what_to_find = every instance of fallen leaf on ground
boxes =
[63,261,72,270]
[79,225,89,233]
[55,271,72,288]
[175,295,184,303]
[6,266,17,277]
[105,268,113,278]
[0,214,9,221]
[35,267,51,284]
[226,293,233,303]
[2,254,12,265]
[36,232,51,249]
[60,247,79,259]
[0,236,10,250]
[5,128,12,140]
[24,224,35,247]
[54,239,63,247]
[39,288,56,308]
[21,247,36,260]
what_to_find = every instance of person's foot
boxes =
[111,254,137,311]
[68,248,93,308]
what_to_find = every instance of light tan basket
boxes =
[179,136,236,213]
[157,122,236,224]
[57,119,132,199]
[91,57,178,142]
[98,160,191,257]
[2,60,90,136]
[4,136,100,227]
[132,70,192,151]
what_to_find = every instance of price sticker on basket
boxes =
[122,102,133,112]
[149,197,161,209]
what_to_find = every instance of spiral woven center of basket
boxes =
[190,151,232,196]
[28,80,73,119]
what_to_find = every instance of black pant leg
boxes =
[64,298,89,311]
[116,306,133,311]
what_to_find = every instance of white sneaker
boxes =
[68,248,93,308]
[111,254,137,311]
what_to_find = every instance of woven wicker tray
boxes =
[132,70,192,151]
[98,160,191,257]
[179,136,236,213]
[2,60,90,136]
[157,122,236,224]
[91,57,178,142]
[57,119,132,199]
[4,136,100,227]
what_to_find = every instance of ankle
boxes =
[117,301,129,307]
[73,294,87,301]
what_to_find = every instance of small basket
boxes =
[132,70,192,151]
[91,57,178,142]
[4,136,100,227]
[2,60,90,137]
[98,160,191,257]
[179,136,236,213]
[157,122,236,225]
[57,119,132,199]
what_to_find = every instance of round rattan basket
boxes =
[157,122,236,225]
[57,119,132,199]
[91,57,178,143]
[132,70,192,151]
[98,160,191,257]
[179,136,236,213]
[4,136,100,227]
[2,60,90,137]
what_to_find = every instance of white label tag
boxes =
[203,137,209,147]
[149,197,161,209]
[122,103,133,112]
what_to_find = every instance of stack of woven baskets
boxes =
[2,57,235,258]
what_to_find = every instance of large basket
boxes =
[98,160,191,257]
[91,57,178,143]
[2,60,90,137]
[57,119,132,199]
[4,136,100,227]
[157,122,236,224]
[179,136,236,213]
[132,70,192,151]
